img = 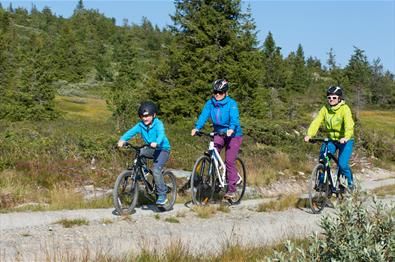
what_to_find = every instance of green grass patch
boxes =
[55,218,89,228]
[359,110,395,135]
[164,216,180,223]
[54,95,112,121]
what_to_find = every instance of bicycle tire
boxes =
[227,157,247,205]
[158,170,177,211]
[113,170,139,215]
[309,164,329,214]
[191,155,215,205]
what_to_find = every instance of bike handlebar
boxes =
[195,131,227,138]
[309,138,337,144]
[123,142,153,150]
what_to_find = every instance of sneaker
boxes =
[223,192,236,200]
[156,195,168,205]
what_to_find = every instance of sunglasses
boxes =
[213,91,225,95]
[327,96,339,100]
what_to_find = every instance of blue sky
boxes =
[2,0,394,73]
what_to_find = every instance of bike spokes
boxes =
[191,156,214,205]
[309,164,328,214]
[226,158,247,205]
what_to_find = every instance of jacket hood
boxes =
[211,96,230,107]
[328,100,345,111]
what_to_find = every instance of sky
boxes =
[2,0,394,73]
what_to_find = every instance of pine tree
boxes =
[151,0,260,120]
[108,30,141,130]
[345,47,372,112]
[287,44,310,92]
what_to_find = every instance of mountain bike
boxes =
[113,143,177,214]
[308,138,348,214]
[190,131,246,205]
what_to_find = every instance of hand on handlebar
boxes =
[117,140,126,147]
[226,129,234,137]
[339,138,348,144]
[191,129,198,136]
[304,135,310,142]
[150,142,157,148]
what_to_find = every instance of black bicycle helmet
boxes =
[138,101,158,117]
[327,86,343,97]
[212,79,229,92]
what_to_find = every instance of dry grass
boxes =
[372,184,395,197]
[217,204,231,213]
[191,205,217,218]
[55,218,89,228]
[256,194,306,212]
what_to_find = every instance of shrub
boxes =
[269,193,395,261]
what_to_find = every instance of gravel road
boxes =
[1,168,394,261]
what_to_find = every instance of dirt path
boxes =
[1,168,394,261]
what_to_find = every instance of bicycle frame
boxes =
[317,139,343,192]
[126,145,156,195]
[208,139,227,189]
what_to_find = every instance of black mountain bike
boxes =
[113,143,177,214]
[191,131,246,205]
[308,138,349,214]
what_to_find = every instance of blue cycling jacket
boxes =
[120,118,171,151]
[195,96,242,137]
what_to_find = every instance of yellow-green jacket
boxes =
[307,101,354,140]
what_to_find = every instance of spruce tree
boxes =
[151,0,260,120]
[345,47,371,111]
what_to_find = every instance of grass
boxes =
[55,218,89,228]
[359,110,395,135]
[256,194,306,212]
[33,237,310,261]
[164,216,180,223]
[191,205,217,218]
[54,95,112,121]
[217,204,231,213]
[372,184,395,197]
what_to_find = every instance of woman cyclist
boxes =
[304,86,355,190]
[191,79,243,200]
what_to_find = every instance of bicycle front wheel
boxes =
[113,170,139,215]
[158,170,177,211]
[191,155,215,205]
[227,157,247,205]
[309,164,329,214]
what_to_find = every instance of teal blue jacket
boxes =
[120,118,171,151]
[195,96,242,137]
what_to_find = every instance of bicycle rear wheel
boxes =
[158,170,177,211]
[227,157,247,205]
[191,155,215,205]
[309,164,329,214]
[113,170,139,215]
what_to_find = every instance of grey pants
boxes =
[152,150,170,196]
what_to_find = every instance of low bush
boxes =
[269,193,395,261]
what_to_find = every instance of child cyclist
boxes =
[304,86,355,191]
[191,79,243,200]
[117,101,171,205]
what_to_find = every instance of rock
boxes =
[167,169,191,179]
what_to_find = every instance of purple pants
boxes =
[214,135,243,193]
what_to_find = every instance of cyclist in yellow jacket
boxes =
[304,86,355,190]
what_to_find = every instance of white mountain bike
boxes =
[190,131,246,205]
